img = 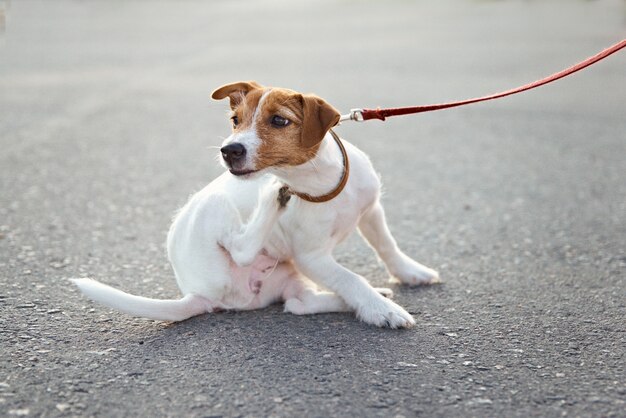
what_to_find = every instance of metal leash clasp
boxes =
[339,108,364,123]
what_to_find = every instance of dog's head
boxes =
[211,81,340,177]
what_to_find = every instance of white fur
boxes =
[73,98,439,328]
[226,89,270,170]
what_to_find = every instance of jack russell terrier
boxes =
[73,81,439,328]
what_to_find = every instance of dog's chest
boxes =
[263,191,369,260]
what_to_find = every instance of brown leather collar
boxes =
[288,129,349,203]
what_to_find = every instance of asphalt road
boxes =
[1,1,625,417]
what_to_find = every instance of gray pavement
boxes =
[1,1,625,417]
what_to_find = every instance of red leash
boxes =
[340,39,626,122]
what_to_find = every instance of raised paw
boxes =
[357,297,415,329]
[277,185,292,208]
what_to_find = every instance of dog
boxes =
[72,81,439,328]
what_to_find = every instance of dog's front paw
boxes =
[390,254,440,286]
[357,297,415,329]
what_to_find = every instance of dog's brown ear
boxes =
[300,94,340,149]
[211,81,263,108]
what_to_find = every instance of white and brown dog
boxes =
[73,81,439,328]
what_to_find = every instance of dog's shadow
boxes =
[155,280,444,338]
[91,282,446,384]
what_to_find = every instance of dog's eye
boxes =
[231,115,239,128]
[270,115,290,127]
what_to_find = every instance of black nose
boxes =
[220,143,246,165]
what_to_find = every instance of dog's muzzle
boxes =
[220,143,256,176]
[221,143,246,166]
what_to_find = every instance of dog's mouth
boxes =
[229,168,259,177]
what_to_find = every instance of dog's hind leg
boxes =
[358,201,440,285]
[222,180,287,267]
[279,272,348,315]
[284,289,350,315]
[284,283,394,315]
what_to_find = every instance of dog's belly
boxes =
[222,251,285,309]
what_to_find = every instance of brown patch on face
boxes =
[230,88,265,132]
[211,81,340,172]
[253,89,340,171]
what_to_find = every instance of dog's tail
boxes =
[71,278,212,322]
